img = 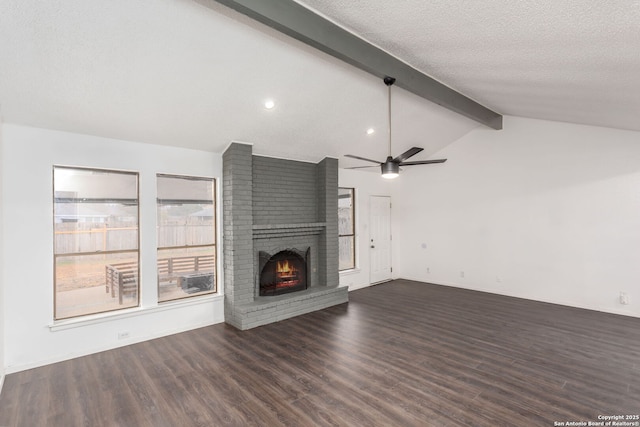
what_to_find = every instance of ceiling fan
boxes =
[345,76,447,179]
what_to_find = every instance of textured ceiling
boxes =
[296,0,640,132]
[0,0,637,169]
[0,0,477,167]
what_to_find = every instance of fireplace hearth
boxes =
[259,248,309,296]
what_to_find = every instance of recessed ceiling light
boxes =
[264,99,275,110]
[366,128,375,135]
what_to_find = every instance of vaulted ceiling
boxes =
[297,0,640,132]
[1,0,638,167]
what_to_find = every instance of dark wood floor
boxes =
[1,280,639,426]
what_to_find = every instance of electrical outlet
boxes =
[118,331,130,340]
[496,275,502,283]
[620,292,630,305]
[426,267,430,274]
[460,271,465,278]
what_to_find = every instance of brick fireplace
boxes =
[223,143,348,330]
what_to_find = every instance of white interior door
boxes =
[370,196,392,284]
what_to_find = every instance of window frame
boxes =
[156,173,217,302]
[338,187,356,271]
[53,165,140,320]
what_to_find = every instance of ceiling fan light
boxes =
[381,171,399,179]
[381,160,399,179]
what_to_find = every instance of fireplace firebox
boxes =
[259,248,309,296]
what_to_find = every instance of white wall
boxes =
[338,168,397,290]
[0,120,5,391]
[394,116,640,317]
[1,124,225,373]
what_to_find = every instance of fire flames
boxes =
[260,255,305,295]
[276,259,297,275]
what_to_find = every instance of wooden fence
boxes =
[55,220,214,254]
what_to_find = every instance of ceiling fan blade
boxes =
[393,147,424,163]
[345,165,378,169]
[398,159,447,166]
[344,154,382,164]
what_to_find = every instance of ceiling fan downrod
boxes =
[384,76,396,159]
[343,75,447,178]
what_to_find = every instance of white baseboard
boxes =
[5,317,223,375]
[402,276,640,320]
[348,282,372,291]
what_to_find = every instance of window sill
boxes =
[49,293,223,332]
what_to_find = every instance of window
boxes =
[338,187,355,270]
[157,174,216,302]
[53,167,139,319]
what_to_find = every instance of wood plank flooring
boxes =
[1,279,639,426]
